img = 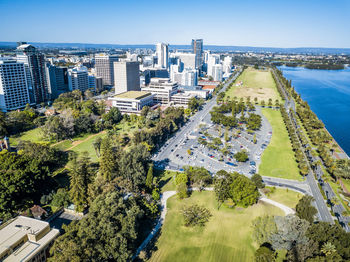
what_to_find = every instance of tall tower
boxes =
[95,54,119,86]
[191,39,203,71]
[156,43,169,69]
[114,61,140,94]
[68,65,89,92]
[0,58,30,112]
[16,43,49,104]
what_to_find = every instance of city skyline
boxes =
[0,0,349,48]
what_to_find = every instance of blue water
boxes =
[278,66,350,156]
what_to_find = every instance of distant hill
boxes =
[1,41,350,54]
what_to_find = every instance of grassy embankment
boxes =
[149,191,283,262]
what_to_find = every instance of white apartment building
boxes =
[207,54,220,77]
[0,58,30,112]
[68,65,89,92]
[141,78,178,104]
[156,43,169,69]
[223,56,233,74]
[114,61,140,94]
[95,54,119,86]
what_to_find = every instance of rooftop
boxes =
[0,216,59,261]
[114,91,152,100]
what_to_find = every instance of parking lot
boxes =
[154,105,273,177]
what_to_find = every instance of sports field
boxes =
[225,67,282,103]
[259,108,301,181]
[149,191,283,262]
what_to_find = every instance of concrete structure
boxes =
[0,216,60,262]
[143,68,169,85]
[170,92,195,107]
[46,64,68,99]
[223,56,232,74]
[114,61,140,94]
[155,43,169,69]
[16,43,49,104]
[109,91,154,114]
[141,78,178,104]
[207,54,220,78]
[95,76,103,91]
[94,54,119,86]
[212,64,223,81]
[68,65,89,92]
[0,58,30,112]
[171,53,196,70]
[191,39,203,70]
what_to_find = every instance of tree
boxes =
[145,164,154,190]
[224,127,229,142]
[261,100,266,107]
[321,242,336,257]
[49,191,144,262]
[214,170,233,209]
[181,204,212,227]
[251,173,265,189]
[92,137,102,157]
[184,166,212,190]
[234,150,249,162]
[99,138,119,181]
[51,188,71,208]
[270,215,310,251]
[102,107,122,129]
[295,195,317,223]
[69,152,93,212]
[255,245,276,262]
[230,173,260,207]
[252,215,277,245]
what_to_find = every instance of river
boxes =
[278,66,350,156]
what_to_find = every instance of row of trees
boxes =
[280,107,309,176]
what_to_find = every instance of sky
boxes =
[0,0,349,48]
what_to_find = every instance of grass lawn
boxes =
[149,191,284,262]
[342,179,350,193]
[259,108,301,181]
[225,67,282,103]
[265,187,302,208]
[10,127,45,146]
[156,169,178,193]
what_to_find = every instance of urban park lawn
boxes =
[225,67,282,103]
[259,108,302,181]
[149,191,283,262]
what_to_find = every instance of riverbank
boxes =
[278,65,350,157]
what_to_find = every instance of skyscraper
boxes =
[68,65,89,92]
[0,58,30,112]
[46,64,69,99]
[191,39,203,70]
[114,61,140,94]
[16,43,49,104]
[156,43,169,69]
[95,54,119,86]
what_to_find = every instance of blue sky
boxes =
[0,0,349,48]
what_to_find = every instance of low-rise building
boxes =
[170,92,196,107]
[141,78,178,104]
[109,91,155,114]
[0,216,60,262]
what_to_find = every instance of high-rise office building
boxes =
[16,42,49,103]
[191,39,203,70]
[0,58,30,112]
[156,43,169,69]
[171,53,196,70]
[68,65,89,92]
[95,54,119,86]
[114,61,140,94]
[212,64,223,81]
[46,64,68,99]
